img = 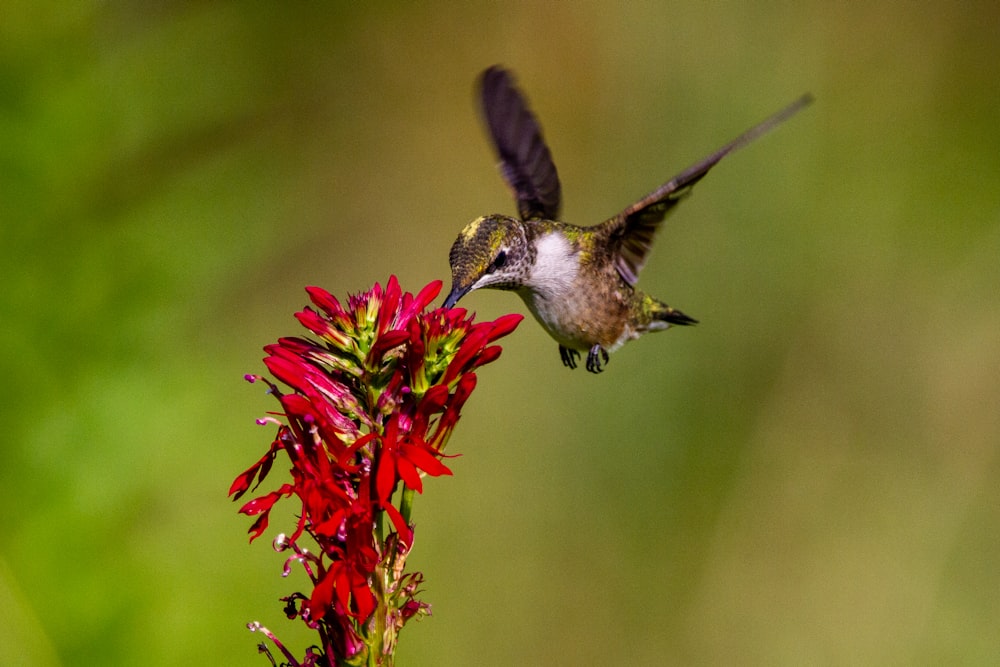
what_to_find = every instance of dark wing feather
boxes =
[607,93,813,285]
[480,66,562,221]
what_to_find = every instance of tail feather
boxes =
[651,300,698,326]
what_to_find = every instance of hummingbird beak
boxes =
[442,283,472,309]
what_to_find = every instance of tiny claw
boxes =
[559,346,580,369]
[585,345,609,374]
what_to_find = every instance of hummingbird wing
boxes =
[480,66,562,221]
[605,93,813,285]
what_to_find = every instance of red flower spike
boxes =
[233,278,520,665]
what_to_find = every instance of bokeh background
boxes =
[3,2,999,665]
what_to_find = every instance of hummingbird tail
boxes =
[651,300,698,326]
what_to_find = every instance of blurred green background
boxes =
[3,2,999,665]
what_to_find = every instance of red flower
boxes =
[232,276,521,665]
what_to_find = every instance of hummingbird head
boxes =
[443,214,530,308]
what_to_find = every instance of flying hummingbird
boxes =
[444,66,811,373]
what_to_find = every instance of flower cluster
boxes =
[230,276,521,666]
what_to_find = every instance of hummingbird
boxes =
[444,66,811,373]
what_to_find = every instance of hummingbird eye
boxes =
[486,250,507,274]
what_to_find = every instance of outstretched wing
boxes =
[605,93,813,285]
[480,66,562,221]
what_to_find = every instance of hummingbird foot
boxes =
[559,345,580,369]
[585,345,610,374]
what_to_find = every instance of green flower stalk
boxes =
[230,276,521,666]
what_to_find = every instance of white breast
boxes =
[521,233,586,348]
[528,233,578,299]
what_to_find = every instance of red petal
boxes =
[294,307,332,336]
[337,432,376,469]
[375,447,397,505]
[396,456,422,493]
[369,329,410,362]
[488,313,524,341]
[351,577,377,621]
[239,484,293,516]
[403,443,453,477]
[448,373,477,414]
[239,494,279,516]
[228,469,255,498]
[413,280,443,311]
[263,352,309,393]
[229,443,278,500]
[444,329,488,384]
[246,512,270,542]
[305,286,345,319]
[382,502,413,546]
[475,345,503,367]
[378,276,402,334]
[308,567,337,618]
[420,384,450,413]
[313,508,348,539]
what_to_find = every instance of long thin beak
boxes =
[442,284,471,309]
